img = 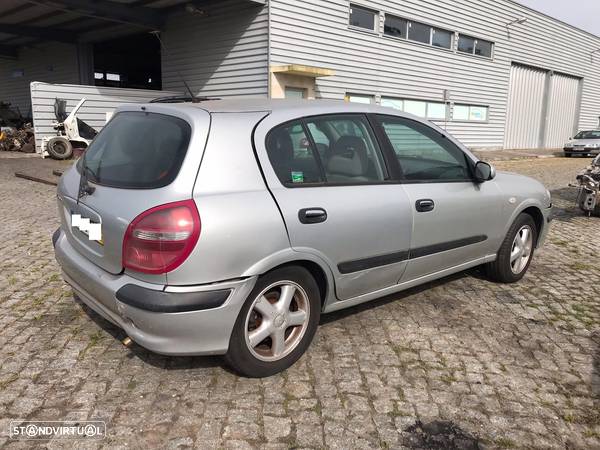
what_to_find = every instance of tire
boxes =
[486,213,537,283]
[46,136,73,160]
[225,266,321,378]
[564,152,572,158]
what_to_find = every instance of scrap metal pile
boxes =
[574,154,600,216]
[0,102,35,153]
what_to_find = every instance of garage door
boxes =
[504,64,547,149]
[544,74,580,148]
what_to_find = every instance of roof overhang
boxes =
[270,64,336,78]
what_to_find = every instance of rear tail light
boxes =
[123,200,200,274]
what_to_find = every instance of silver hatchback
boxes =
[53,99,552,377]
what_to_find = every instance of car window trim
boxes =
[371,113,477,183]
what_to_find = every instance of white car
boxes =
[564,130,600,157]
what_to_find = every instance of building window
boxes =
[453,104,489,121]
[408,21,430,44]
[384,15,407,38]
[346,93,374,104]
[285,87,307,99]
[381,97,447,120]
[432,28,453,49]
[458,34,493,58]
[349,4,377,31]
[384,15,453,50]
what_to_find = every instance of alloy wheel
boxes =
[244,281,310,362]
[510,225,533,274]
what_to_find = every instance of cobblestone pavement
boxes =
[0,154,599,449]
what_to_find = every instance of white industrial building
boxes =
[1,0,599,151]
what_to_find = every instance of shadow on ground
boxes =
[74,296,225,371]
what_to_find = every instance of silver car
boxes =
[53,99,552,377]
[564,130,600,157]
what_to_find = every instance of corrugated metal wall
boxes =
[269,0,600,149]
[545,74,581,148]
[0,43,79,117]
[162,0,269,97]
[30,82,180,153]
[504,65,547,149]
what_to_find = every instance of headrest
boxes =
[327,136,368,177]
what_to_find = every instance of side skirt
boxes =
[322,254,496,314]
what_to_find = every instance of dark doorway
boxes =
[93,33,161,90]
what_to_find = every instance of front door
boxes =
[373,114,503,281]
[255,114,413,300]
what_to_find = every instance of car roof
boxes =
[140,97,404,115]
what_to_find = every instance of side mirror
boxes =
[474,161,495,183]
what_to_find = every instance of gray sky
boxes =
[516,0,600,36]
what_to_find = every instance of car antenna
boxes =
[150,31,199,103]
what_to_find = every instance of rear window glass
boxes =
[80,112,191,189]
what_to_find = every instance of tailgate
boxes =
[56,105,210,277]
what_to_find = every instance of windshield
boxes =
[80,111,191,189]
[574,130,600,140]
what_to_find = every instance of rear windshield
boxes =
[79,111,191,189]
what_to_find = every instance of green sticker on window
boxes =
[291,171,304,183]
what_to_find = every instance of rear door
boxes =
[254,113,413,301]
[373,114,503,281]
[57,106,210,279]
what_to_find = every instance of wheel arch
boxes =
[242,250,336,310]
[521,206,544,244]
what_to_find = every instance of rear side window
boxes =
[266,115,387,186]
[81,112,191,189]
[266,121,324,185]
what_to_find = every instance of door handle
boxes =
[415,199,435,213]
[298,208,327,224]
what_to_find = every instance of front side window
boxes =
[376,115,472,182]
[266,121,324,185]
[349,5,377,31]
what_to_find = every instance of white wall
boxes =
[161,0,269,98]
[269,0,600,149]
[0,43,80,117]
[30,82,181,153]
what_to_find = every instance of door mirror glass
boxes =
[474,161,495,182]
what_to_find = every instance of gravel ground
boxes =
[0,153,598,449]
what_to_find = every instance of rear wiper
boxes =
[77,159,96,203]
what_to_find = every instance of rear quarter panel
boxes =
[166,111,293,285]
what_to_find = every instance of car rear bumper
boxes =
[53,228,257,356]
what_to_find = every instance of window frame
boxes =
[348,4,379,33]
[265,113,398,188]
[371,114,476,184]
[452,104,490,123]
[457,33,494,59]
[383,13,454,52]
[380,97,448,121]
